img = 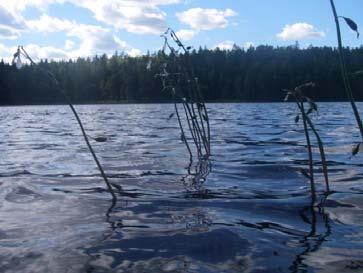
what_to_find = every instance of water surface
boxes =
[0,103,362,273]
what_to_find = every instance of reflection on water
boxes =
[0,103,362,273]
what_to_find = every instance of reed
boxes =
[329,0,363,155]
[285,83,330,200]
[156,28,211,160]
[12,46,117,201]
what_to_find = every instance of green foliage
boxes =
[1,46,363,105]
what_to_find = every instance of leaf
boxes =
[342,17,360,38]
[305,97,318,112]
[306,108,314,115]
[181,133,186,142]
[186,46,192,50]
[300,169,311,179]
[350,70,363,79]
[295,115,300,123]
[168,113,175,120]
[352,142,361,156]
[94,136,107,142]
[295,82,315,91]
[202,114,209,121]
[284,94,290,102]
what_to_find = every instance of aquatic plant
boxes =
[285,83,330,202]
[156,28,211,160]
[12,46,117,201]
[329,0,363,154]
[290,200,331,271]
[182,156,212,193]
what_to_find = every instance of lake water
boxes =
[0,103,362,273]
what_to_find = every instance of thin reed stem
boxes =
[174,101,193,159]
[299,101,316,203]
[296,103,330,193]
[20,47,116,201]
[329,0,363,140]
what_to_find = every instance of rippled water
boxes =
[0,103,363,273]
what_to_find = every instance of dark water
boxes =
[0,103,362,273]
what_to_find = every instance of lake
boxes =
[0,103,362,273]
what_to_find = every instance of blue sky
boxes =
[0,0,362,61]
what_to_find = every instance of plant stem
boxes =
[305,117,330,193]
[297,103,330,193]
[21,47,116,201]
[300,101,316,203]
[329,0,363,140]
[174,102,193,159]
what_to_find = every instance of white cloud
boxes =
[0,0,66,13]
[64,40,75,50]
[65,0,179,35]
[26,14,74,32]
[127,48,142,57]
[24,44,69,61]
[244,41,254,49]
[175,29,197,41]
[0,43,16,62]
[277,23,325,41]
[214,40,235,50]
[176,8,237,31]
[0,43,68,62]
[26,15,130,57]
[213,41,254,51]
[2,0,181,35]
[0,5,25,39]
[69,26,128,57]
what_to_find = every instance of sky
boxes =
[0,0,362,62]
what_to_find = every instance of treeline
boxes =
[1,45,363,105]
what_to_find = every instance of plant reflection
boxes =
[289,196,332,272]
[182,157,212,193]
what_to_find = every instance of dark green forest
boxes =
[1,45,363,105]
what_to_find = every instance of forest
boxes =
[1,44,363,105]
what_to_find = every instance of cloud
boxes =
[175,29,197,41]
[65,0,181,35]
[0,26,20,39]
[69,25,128,57]
[24,44,70,61]
[64,40,75,50]
[127,48,143,57]
[277,23,325,40]
[0,43,16,62]
[0,5,25,39]
[0,0,66,13]
[0,43,68,62]
[213,41,254,51]
[244,41,254,49]
[214,40,235,50]
[3,1,181,35]
[176,8,237,31]
[26,14,74,32]
[26,14,131,57]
